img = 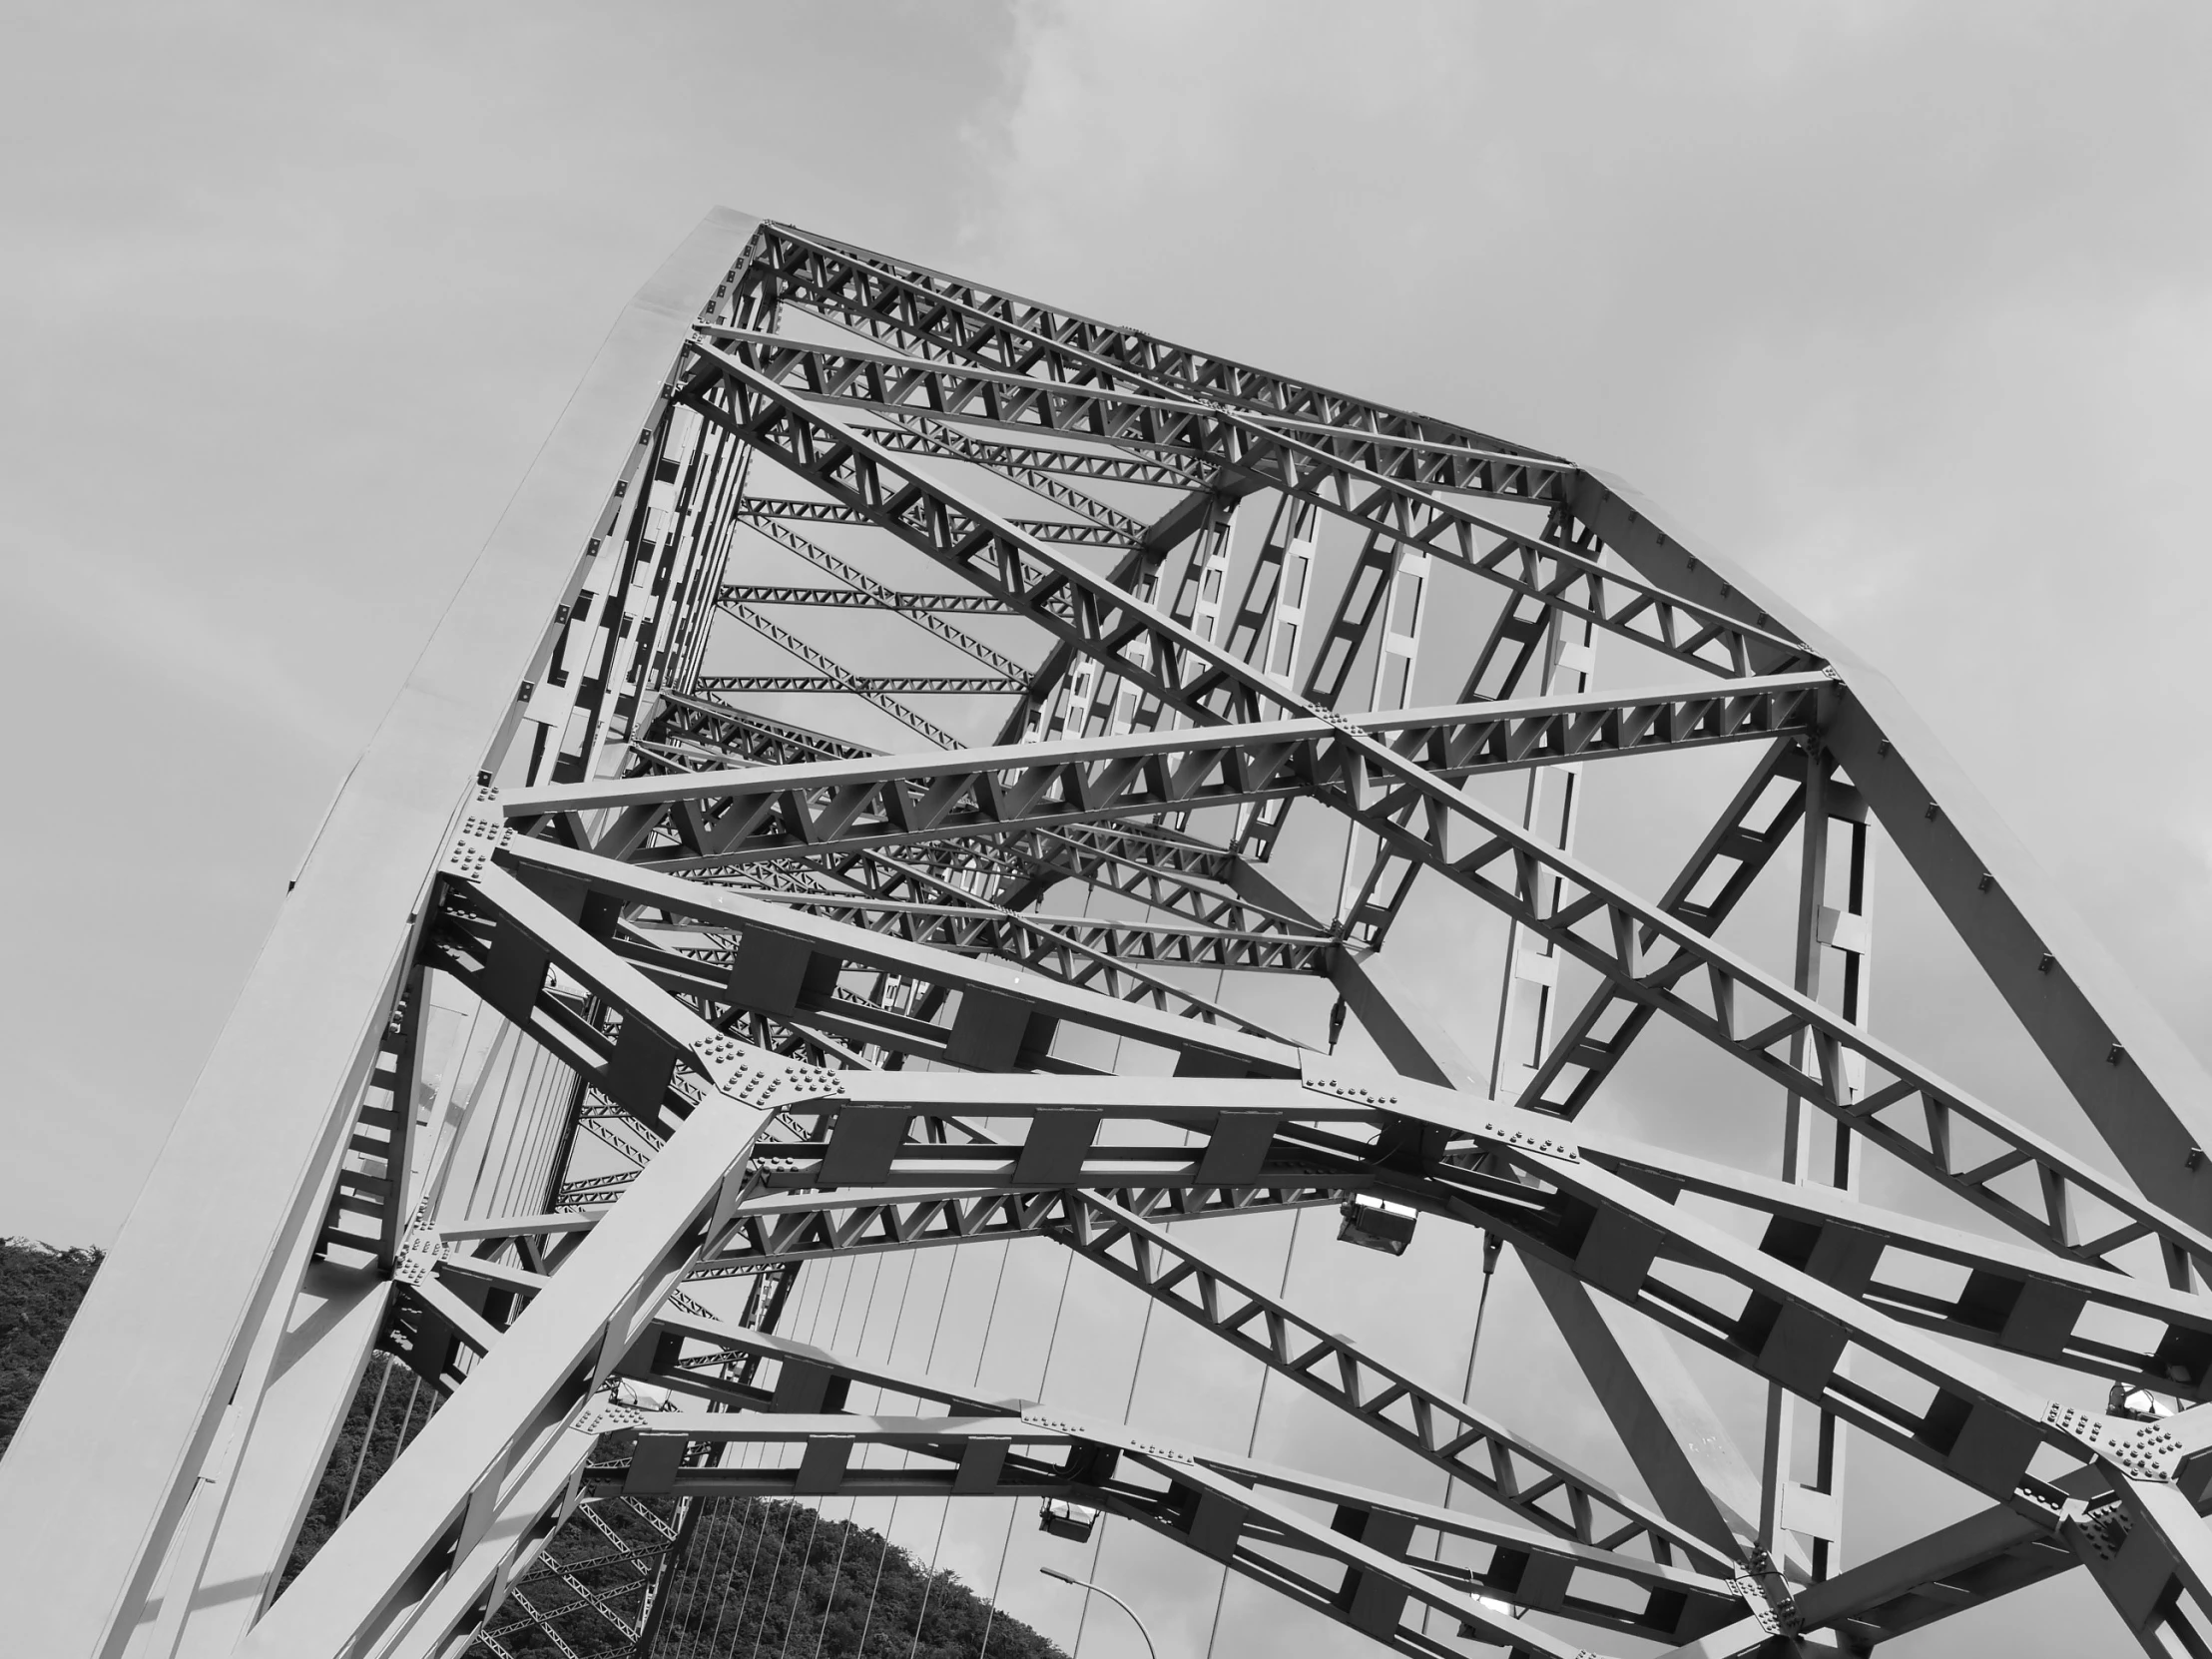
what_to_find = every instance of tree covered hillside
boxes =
[0,1238,102,1459]
[1,1241,1068,1659]
[655,1498,1068,1659]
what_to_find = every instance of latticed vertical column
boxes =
[1260,500,1318,687]
[1328,539,1430,919]
[21,210,2212,1659]
[1166,495,1242,721]
[1482,609,1597,1100]
[1760,755,1877,1582]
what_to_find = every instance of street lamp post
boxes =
[1040,1566,1159,1659]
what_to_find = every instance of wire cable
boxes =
[1072,940,1220,1657]
[1420,1230,1503,1635]
[667,1503,717,1651]
[894,1244,969,1658]
[903,1500,952,1659]
[1201,1208,1306,1659]
[806,1504,855,1659]
[849,1246,925,1655]
[972,1240,1013,1389]
[954,1226,1019,1659]
[793,1248,889,1657]
[776,1507,825,1659]
[703,1499,768,1658]
[747,1501,799,1659]
[336,1355,394,1521]
[851,1526,896,1658]
[673,1503,722,1654]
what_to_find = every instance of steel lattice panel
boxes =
[7,208,2212,1659]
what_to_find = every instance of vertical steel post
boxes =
[1484,610,1596,1101]
[1761,752,1875,1582]
[0,209,764,1659]
[1332,539,1431,921]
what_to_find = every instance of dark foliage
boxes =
[0,1238,102,1460]
[280,1353,444,1593]
[655,1499,1067,1659]
[1,1247,1064,1658]
[468,1489,685,1658]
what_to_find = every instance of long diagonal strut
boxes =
[14,211,2212,1659]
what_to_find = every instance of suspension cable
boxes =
[1201,1208,1306,1659]
[697,1259,804,1652]
[898,1233,976,1654]
[964,1228,1018,1659]
[1075,951,1230,1655]
[851,1525,896,1657]
[774,1506,823,1659]
[668,1497,717,1648]
[789,1251,887,1656]
[850,1246,926,1655]
[903,1490,953,1659]
[1462,1234,1504,1405]
[976,1498,1019,1659]
[747,1501,799,1659]
[680,1503,731,1653]
[1421,1231,1504,1633]
[803,1252,849,1348]
[999,1248,1081,1652]
[336,1354,394,1521]
[726,1255,825,1644]
[787,1252,880,1659]
[806,1503,855,1659]
[704,1499,770,1657]
[1071,1292,1159,1658]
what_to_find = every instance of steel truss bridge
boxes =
[6,208,2212,1659]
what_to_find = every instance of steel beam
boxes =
[504,676,1827,866]
[0,208,767,1659]
[21,210,2211,1659]
[1577,468,2212,1254]
[693,326,1810,682]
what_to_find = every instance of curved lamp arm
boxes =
[1040,1565,1160,1659]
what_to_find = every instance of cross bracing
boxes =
[8,208,2212,1659]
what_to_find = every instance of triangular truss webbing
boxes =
[8,210,2212,1659]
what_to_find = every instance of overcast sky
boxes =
[5,5,2210,1655]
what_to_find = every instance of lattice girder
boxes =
[8,209,2212,1659]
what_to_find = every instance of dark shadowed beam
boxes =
[868,416,1209,493]
[988,473,1271,745]
[587,1405,1739,1654]
[0,208,772,1659]
[695,327,1813,684]
[753,222,1577,489]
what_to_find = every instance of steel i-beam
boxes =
[8,210,2212,1659]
